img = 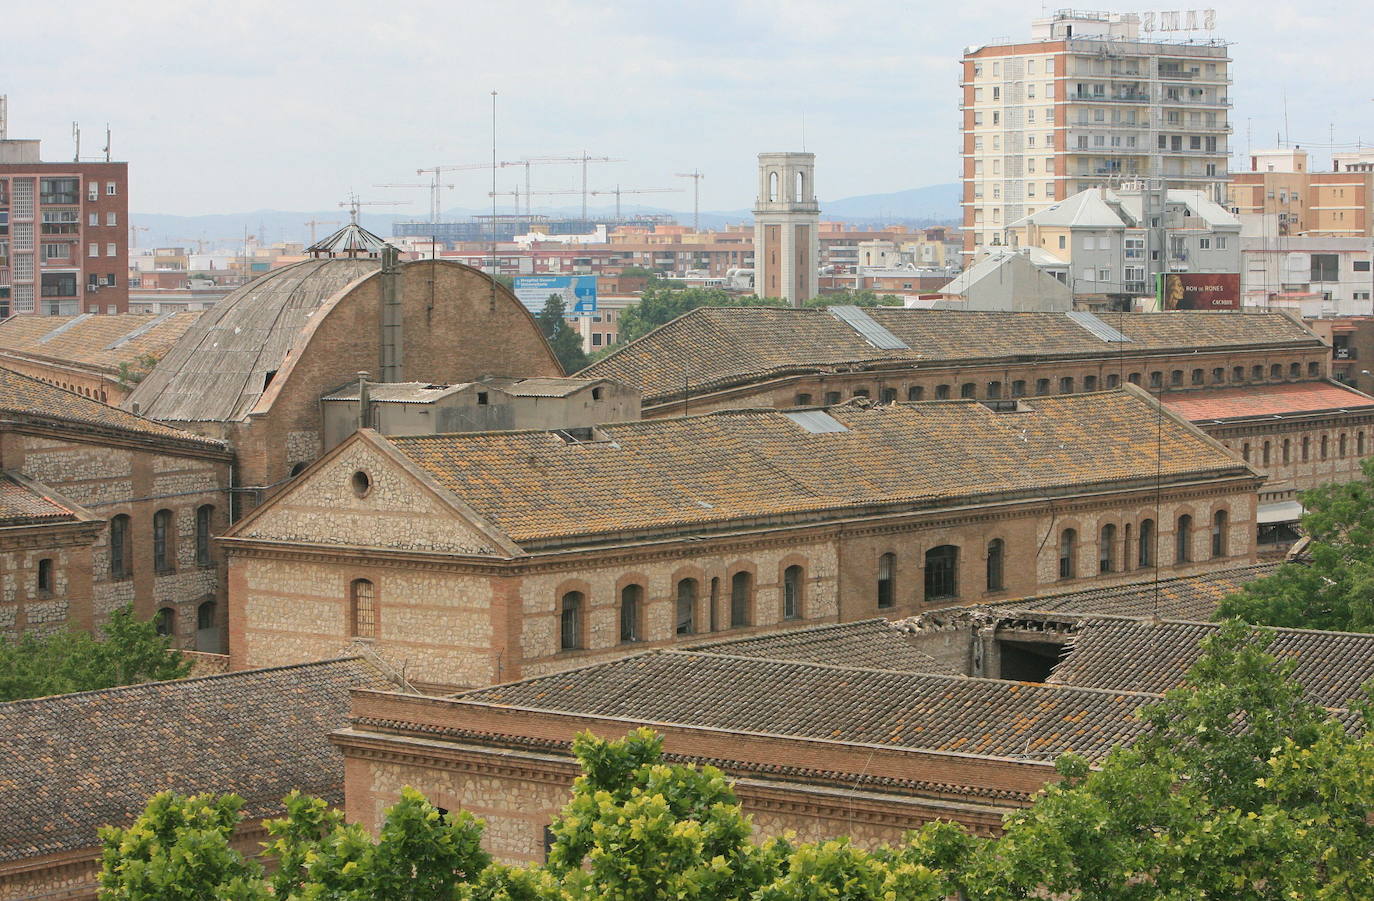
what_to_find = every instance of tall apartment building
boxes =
[1229,148,1374,237]
[0,104,129,317]
[961,11,1231,256]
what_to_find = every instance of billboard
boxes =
[513,276,598,315]
[1155,272,1240,311]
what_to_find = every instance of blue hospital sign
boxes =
[513,276,598,315]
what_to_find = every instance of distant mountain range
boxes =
[130,183,960,252]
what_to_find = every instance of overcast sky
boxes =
[5,0,1370,217]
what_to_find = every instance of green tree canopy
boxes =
[536,294,589,375]
[1217,456,1374,631]
[0,605,190,702]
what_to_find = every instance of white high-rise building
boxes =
[960,11,1231,257]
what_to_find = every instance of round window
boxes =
[351,470,371,497]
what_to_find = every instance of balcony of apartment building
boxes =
[1069,89,1152,103]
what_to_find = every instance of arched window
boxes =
[1149,371,1163,390]
[1106,373,1120,389]
[1232,365,1244,382]
[1169,370,1183,387]
[1139,519,1155,568]
[560,591,583,650]
[987,380,1002,399]
[290,461,308,477]
[197,599,216,631]
[1084,375,1097,391]
[1340,433,1348,457]
[783,565,804,620]
[986,539,1005,592]
[1123,523,1133,571]
[155,606,175,637]
[1289,362,1301,378]
[1283,438,1291,464]
[795,170,805,201]
[1269,363,1282,379]
[1058,528,1077,580]
[620,584,643,643]
[195,599,219,652]
[37,558,54,595]
[1262,441,1271,466]
[110,514,132,580]
[907,385,924,401]
[768,171,779,202]
[1211,510,1228,559]
[1309,361,1321,377]
[1212,367,1224,384]
[924,545,959,600]
[1190,368,1203,385]
[1251,365,1264,381]
[1360,432,1367,456]
[1011,379,1027,397]
[935,384,951,399]
[350,579,376,638]
[1302,436,1311,462]
[1035,378,1050,395]
[1059,376,1074,394]
[153,509,175,573]
[195,505,214,567]
[1242,442,1251,463]
[877,553,896,608]
[1321,435,1329,460]
[730,572,752,627]
[1099,524,1116,574]
[1176,514,1193,563]
[960,382,977,398]
[1128,372,1141,385]
[676,579,697,635]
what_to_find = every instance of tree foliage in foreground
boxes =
[535,294,589,375]
[99,622,1374,899]
[612,285,787,346]
[0,605,190,702]
[1218,455,1374,631]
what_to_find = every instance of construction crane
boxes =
[521,153,624,220]
[496,158,584,218]
[338,193,407,226]
[128,225,150,250]
[173,237,235,255]
[587,186,683,221]
[487,187,580,216]
[674,170,705,231]
[374,181,454,228]
[304,218,341,243]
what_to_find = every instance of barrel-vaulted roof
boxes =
[124,258,379,421]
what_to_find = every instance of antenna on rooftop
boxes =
[72,122,80,162]
[0,95,7,141]
[103,123,111,162]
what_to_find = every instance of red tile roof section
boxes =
[1162,381,1374,422]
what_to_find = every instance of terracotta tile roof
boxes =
[1048,618,1374,709]
[0,657,392,863]
[0,366,224,448]
[459,650,1150,762]
[501,377,608,398]
[0,473,82,527]
[0,311,200,374]
[383,390,1248,547]
[1161,381,1374,422]
[580,308,1321,403]
[989,564,1278,621]
[686,619,961,676]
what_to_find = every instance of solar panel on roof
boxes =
[37,312,94,344]
[1066,311,1132,344]
[828,305,909,350]
[784,410,849,433]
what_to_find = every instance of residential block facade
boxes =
[961,11,1231,256]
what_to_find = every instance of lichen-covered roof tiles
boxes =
[1048,618,1374,708]
[0,657,392,863]
[458,650,1151,762]
[0,473,82,527]
[989,563,1278,621]
[686,619,961,676]
[580,307,1321,403]
[383,389,1250,547]
[125,257,379,421]
[0,311,201,374]
[0,366,225,447]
